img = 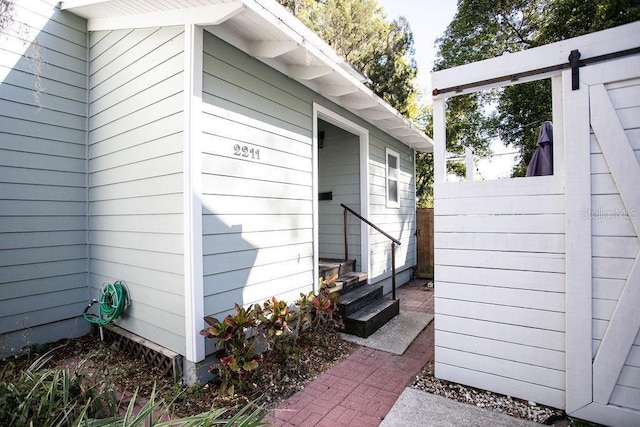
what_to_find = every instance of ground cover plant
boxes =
[0,349,265,426]
[1,290,355,425]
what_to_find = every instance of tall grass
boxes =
[0,351,265,427]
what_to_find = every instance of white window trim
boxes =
[386,148,400,208]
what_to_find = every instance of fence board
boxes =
[416,208,434,278]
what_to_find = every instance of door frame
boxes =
[312,103,370,292]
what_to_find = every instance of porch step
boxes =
[337,284,383,317]
[320,258,399,339]
[342,298,400,338]
[331,271,368,295]
[319,258,355,282]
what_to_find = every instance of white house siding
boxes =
[200,33,316,327]
[368,133,416,293]
[318,121,361,267]
[0,0,89,355]
[590,77,640,412]
[434,177,567,409]
[87,27,186,355]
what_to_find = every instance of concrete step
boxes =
[337,284,383,317]
[343,298,400,338]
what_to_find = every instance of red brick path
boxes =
[268,279,435,426]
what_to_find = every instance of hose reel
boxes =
[83,280,130,327]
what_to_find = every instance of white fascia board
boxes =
[61,0,109,9]
[431,21,640,98]
[86,2,244,31]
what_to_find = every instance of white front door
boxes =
[565,55,640,426]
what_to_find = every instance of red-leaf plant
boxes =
[200,304,263,397]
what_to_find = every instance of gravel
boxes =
[412,363,568,425]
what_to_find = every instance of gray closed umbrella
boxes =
[526,121,553,176]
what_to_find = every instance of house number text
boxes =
[233,144,261,160]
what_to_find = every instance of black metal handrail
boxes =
[341,203,401,300]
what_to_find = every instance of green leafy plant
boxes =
[201,291,344,396]
[76,386,266,427]
[258,297,293,340]
[200,304,263,397]
[0,348,266,426]
[0,351,99,426]
[310,290,344,331]
[258,297,298,363]
[295,290,343,334]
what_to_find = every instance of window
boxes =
[386,148,399,207]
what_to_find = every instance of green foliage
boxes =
[278,0,420,118]
[201,291,343,396]
[200,305,263,397]
[435,0,640,177]
[0,352,96,426]
[1,351,264,427]
[258,297,293,340]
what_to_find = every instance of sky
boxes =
[376,0,458,103]
[377,0,518,179]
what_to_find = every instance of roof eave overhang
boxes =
[61,0,433,152]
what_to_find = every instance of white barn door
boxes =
[565,55,640,426]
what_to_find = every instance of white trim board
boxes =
[183,24,205,365]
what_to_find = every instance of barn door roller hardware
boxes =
[569,49,581,90]
[432,46,640,96]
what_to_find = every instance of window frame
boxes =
[385,148,400,208]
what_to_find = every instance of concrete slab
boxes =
[340,312,433,355]
[381,388,542,427]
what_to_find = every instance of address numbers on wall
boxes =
[233,143,261,160]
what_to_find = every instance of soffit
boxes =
[62,0,433,152]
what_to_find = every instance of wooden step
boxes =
[337,284,383,317]
[319,259,355,281]
[342,298,400,338]
[328,272,368,295]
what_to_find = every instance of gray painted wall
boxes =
[201,32,315,332]
[87,26,186,355]
[0,6,418,359]
[0,0,90,355]
[200,32,417,347]
[368,132,417,293]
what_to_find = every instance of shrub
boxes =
[200,291,343,397]
[200,304,264,397]
[296,290,343,334]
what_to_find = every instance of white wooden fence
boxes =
[431,22,640,426]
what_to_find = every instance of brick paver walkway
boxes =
[268,279,435,426]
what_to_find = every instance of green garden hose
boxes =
[83,281,129,326]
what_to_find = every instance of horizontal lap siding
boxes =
[88,27,186,354]
[319,123,360,265]
[434,177,566,408]
[201,33,314,326]
[593,78,640,410]
[369,139,416,293]
[0,1,89,354]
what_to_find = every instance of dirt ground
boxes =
[1,328,357,419]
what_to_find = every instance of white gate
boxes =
[565,55,640,426]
